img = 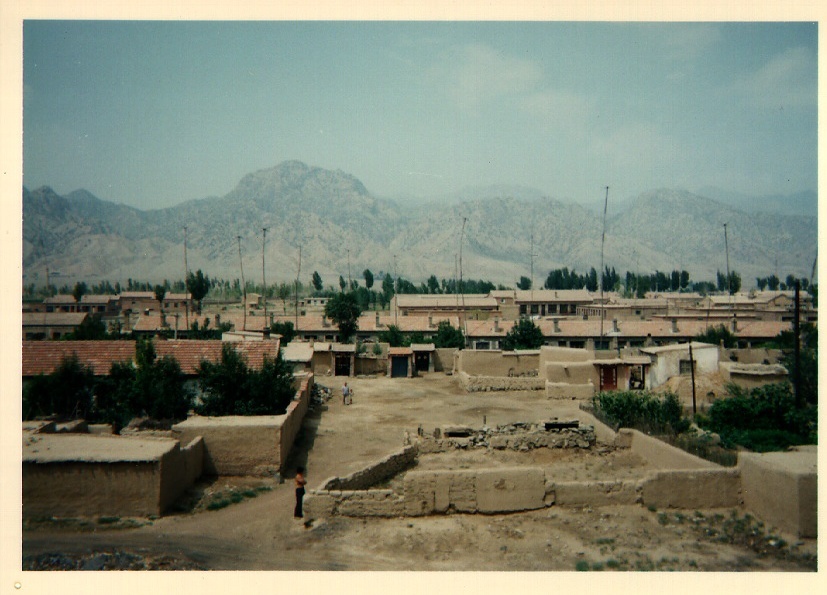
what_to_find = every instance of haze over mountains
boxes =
[22,161,817,289]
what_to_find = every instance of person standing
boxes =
[294,466,307,519]
[342,382,350,405]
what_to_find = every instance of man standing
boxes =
[294,466,307,519]
[342,382,351,405]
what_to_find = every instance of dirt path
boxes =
[22,374,817,572]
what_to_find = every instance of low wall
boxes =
[159,437,205,512]
[553,480,642,507]
[320,446,418,491]
[433,348,455,372]
[642,469,741,509]
[739,449,817,538]
[403,467,548,516]
[172,375,312,476]
[278,375,313,471]
[615,429,720,470]
[455,349,539,377]
[545,381,596,400]
[457,371,545,392]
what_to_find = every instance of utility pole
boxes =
[794,280,802,408]
[295,246,301,332]
[393,254,398,326]
[723,222,731,310]
[183,226,190,328]
[262,227,268,328]
[238,235,246,331]
[599,186,609,345]
[347,249,352,289]
[459,217,467,346]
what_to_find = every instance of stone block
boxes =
[553,480,642,507]
[304,493,336,518]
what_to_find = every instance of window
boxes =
[679,359,694,375]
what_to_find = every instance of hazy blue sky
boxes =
[23,21,817,210]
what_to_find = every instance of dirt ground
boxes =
[21,373,817,575]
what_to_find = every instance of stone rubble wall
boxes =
[455,349,540,378]
[456,371,545,393]
[413,423,596,453]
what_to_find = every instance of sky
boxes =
[22,21,817,210]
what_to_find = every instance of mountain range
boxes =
[22,160,818,289]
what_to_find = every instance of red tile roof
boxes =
[22,339,280,377]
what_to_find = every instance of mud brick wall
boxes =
[642,469,742,509]
[615,429,720,470]
[320,445,418,491]
[159,437,205,512]
[739,449,817,538]
[403,467,549,515]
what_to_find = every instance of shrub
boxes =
[699,383,817,451]
[591,390,690,435]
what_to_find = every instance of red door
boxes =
[599,365,617,391]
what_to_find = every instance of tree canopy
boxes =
[186,269,210,312]
[502,317,545,351]
[325,291,362,342]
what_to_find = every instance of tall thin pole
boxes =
[459,217,467,346]
[295,246,301,332]
[599,186,609,344]
[794,280,802,408]
[238,235,246,332]
[393,254,398,326]
[723,223,731,308]
[689,342,697,416]
[262,227,268,328]
[183,226,190,329]
[347,249,352,289]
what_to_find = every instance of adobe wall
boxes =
[545,381,596,400]
[433,348,455,372]
[723,348,784,365]
[172,375,311,476]
[539,346,594,365]
[553,480,642,506]
[457,371,545,392]
[355,356,386,376]
[159,437,205,512]
[278,376,313,471]
[615,429,720,470]
[23,460,163,518]
[739,449,817,538]
[455,349,539,377]
[642,469,742,509]
[320,446,418,491]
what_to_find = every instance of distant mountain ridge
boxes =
[22,161,817,288]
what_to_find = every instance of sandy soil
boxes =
[22,374,817,573]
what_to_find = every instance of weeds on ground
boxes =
[653,509,817,570]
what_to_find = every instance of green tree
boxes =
[363,269,374,290]
[197,344,294,415]
[325,291,362,343]
[378,324,406,347]
[382,274,395,306]
[426,274,440,294]
[311,271,323,293]
[131,340,192,421]
[517,276,532,290]
[433,320,465,349]
[23,354,95,420]
[680,270,690,291]
[64,314,109,340]
[72,281,88,303]
[696,324,737,348]
[154,284,167,308]
[271,320,296,344]
[502,318,545,351]
[186,269,210,313]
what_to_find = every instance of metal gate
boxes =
[599,365,617,391]
[334,355,350,376]
[391,356,408,378]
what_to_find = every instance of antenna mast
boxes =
[183,226,190,328]
[723,222,731,310]
[459,216,467,346]
[295,246,301,331]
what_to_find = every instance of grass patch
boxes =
[574,560,590,572]
[97,516,120,524]
[206,498,230,511]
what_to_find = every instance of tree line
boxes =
[23,340,295,430]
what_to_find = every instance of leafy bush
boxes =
[23,354,95,420]
[197,344,295,416]
[699,383,817,451]
[591,390,690,435]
